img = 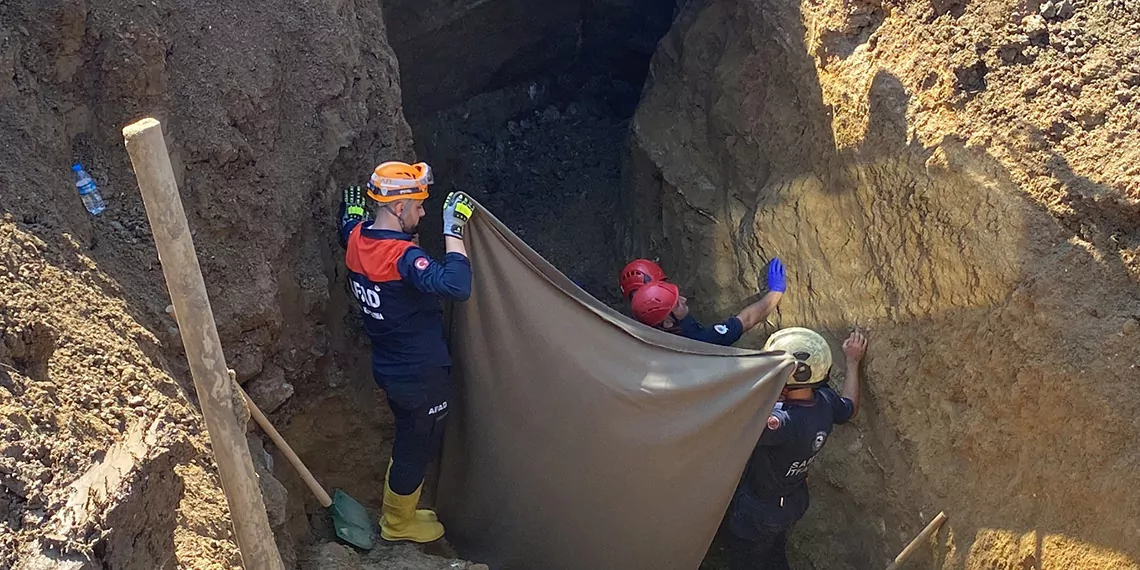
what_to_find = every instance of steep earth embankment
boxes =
[0,0,446,567]
[628,0,1140,568]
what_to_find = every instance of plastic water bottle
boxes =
[73,163,105,215]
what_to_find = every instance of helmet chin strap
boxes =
[381,204,409,233]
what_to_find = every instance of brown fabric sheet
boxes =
[438,206,795,570]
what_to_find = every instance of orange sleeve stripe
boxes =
[345,225,415,283]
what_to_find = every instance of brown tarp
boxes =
[438,206,796,570]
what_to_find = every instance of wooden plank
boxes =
[123,117,285,570]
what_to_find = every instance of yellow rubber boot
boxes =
[379,479,445,543]
[386,460,438,523]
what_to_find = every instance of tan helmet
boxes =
[763,327,833,387]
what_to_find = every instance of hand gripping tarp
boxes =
[437,205,796,570]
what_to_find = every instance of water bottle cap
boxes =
[72,164,83,172]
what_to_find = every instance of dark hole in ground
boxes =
[412,71,635,308]
[389,0,676,309]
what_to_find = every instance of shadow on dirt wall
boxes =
[1031,129,1140,283]
[786,68,1140,570]
[632,2,1140,567]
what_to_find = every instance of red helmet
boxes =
[619,259,667,299]
[631,281,680,326]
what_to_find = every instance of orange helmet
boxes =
[619,259,667,299]
[631,281,680,327]
[367,161,433,203]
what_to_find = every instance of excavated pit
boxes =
[2,0,1139,569]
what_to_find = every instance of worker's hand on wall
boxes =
[765,257,787,293]
[342,186,369,223]
[843,329,868,364]
[443,191,475,239]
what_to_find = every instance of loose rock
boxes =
[1057,0,1074,19]
[246,365,294,413]
[1023,14,1049,43]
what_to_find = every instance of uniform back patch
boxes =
[813,430,827,452]
[767,415,782,430]
[414,257,430,271]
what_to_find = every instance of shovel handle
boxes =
[238,385,334,508]
[885,511,947,570]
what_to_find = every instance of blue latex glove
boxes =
[766,258,787,293]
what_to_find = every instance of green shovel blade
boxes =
[330,488,374,550]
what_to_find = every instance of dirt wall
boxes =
[627,0,1140,568]
[1,0,418,566]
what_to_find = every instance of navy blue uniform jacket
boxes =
[341,220,471,377]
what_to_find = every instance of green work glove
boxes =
[341,186,368,224]
[443,191,475,239]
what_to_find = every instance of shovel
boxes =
[884,511,947,570]
[237,385,375,549]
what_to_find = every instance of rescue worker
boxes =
[618,258,668,300]
[338,161,475,543]
[628,258,787,347]
[727,327,868,569]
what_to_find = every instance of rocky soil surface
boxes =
[409,70,638,308]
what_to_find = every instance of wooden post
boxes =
[885,511,948,570]
[122,118,285,570]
